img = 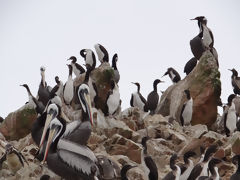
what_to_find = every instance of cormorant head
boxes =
[80,49,87,58]
[55,76,60,84]
[40,66,46,72]
[170,154,178,170]
[67,56,77,63]
[232,155,240,165]
[112,53,118,63]
[191,16,207,25]
[78,83,93,125]
[228,68,238,77]
[183,151,197,163]
[121,164,137,178]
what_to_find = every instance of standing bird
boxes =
[187,145,218,180]
[141,137,158,180]
[94,43,109,63]
[21,84,45,115]
[42,110,98,180]
[230,155,240,180]
[112,53,120,83]
[38,66,51,106]
[0,144,28,174]
[105,80,120,116]
[130,82,147,111]
[163,154,181,180]
[229,69,240,95]
[63,64,74,105]
[80,49,96,71]
[121,164,137,180]
[145,79,164,115]
[162,67,181,83]
[67,56,85,77]
[180,90,193,126]
[179,151,197,180]
[54,76,64,98]
[184,57,198,75]
[224,94,237,137]
[198,158,222,180]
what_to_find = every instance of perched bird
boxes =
[121,164,137,180]
[0,144,28,174]
[224,94,237,137]
[80,49,96,71]
[130,82,147,112]
[63,64,74,105]
[230,155,240,180]
[162,67,181,83]
[180,90,193,126]
[184,57,198,75]
[42,111,98,180]
[229,68,240,95]
[179,151,197,180]
[187,145,218,180]
[163,154,181,180]
[105,80,120,116]
[94,43,109,63]
[54,76,64,98]
[141,137,158,180]
[21,84,45,115]
[145,79,164,115]
[0,116,3,123]
[112,53,120,83]
[198,158,222,180]
[37,66,51,106]
[67,56,85,77]
[190,16,214,59]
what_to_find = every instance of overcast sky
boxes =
[0,0,240,118]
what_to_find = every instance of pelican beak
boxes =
[39,109,57,148]
[61,111,71,123]
[84,93,93,126]
[41,127,57,164]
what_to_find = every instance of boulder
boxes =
[0,106,37,140]
[158,51,221,128]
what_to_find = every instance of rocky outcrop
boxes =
[0,105,37,141]
[158,51,221,127]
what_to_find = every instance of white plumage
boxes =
[132,93,145,111]
[107,83,120,115]
[182,98,193,125]
[226,103,237,135]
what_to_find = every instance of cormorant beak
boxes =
[42,127,58,164]
[228,69,233,72]
[67,59,71,61]
[162,72,168,78]
[39,109,57,148]
[84,93,93,126]
[190,18,197,20]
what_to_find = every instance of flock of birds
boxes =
[1,16,240,180]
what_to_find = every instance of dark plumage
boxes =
[180,90,193,126]
[163,154,181,180]
[112,53,120,83]
[120,164,136,180]
[229,68,240,95]
[67,56,85,77]
[230,155,240,180]
[179,151,197,180]
[94,43,109,63]
[38,66,51,106]
[198,158,222,180]
[130,82,147,111]
[184,57,198,75]
[145,79,164,115]
[187,145,218,180]
[80,49,96,71]
[141,137,158,180]
[162,67,181,83]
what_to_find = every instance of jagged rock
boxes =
[104,134,142,163]
[158,51,221,128]
[200,131,225,144]
[185,124,208,139]
[0,106,37,140]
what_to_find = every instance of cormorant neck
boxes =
[237,159,240,173]
[41,72,46,87]
[68,66,73,77]
[209,165,216,177]
[153,82,158,91]
[112,59,117,70]
[137,84,140,93]
[84,69,91,83]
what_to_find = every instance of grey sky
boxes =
[0,0,240,118]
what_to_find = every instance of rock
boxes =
[158,51,221,128]
[201,131,225,145]
[185,124,208,139]
[127,167,145,180]
[0,106,37,140]
[232,137,240,155]
[104,134,142,163]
